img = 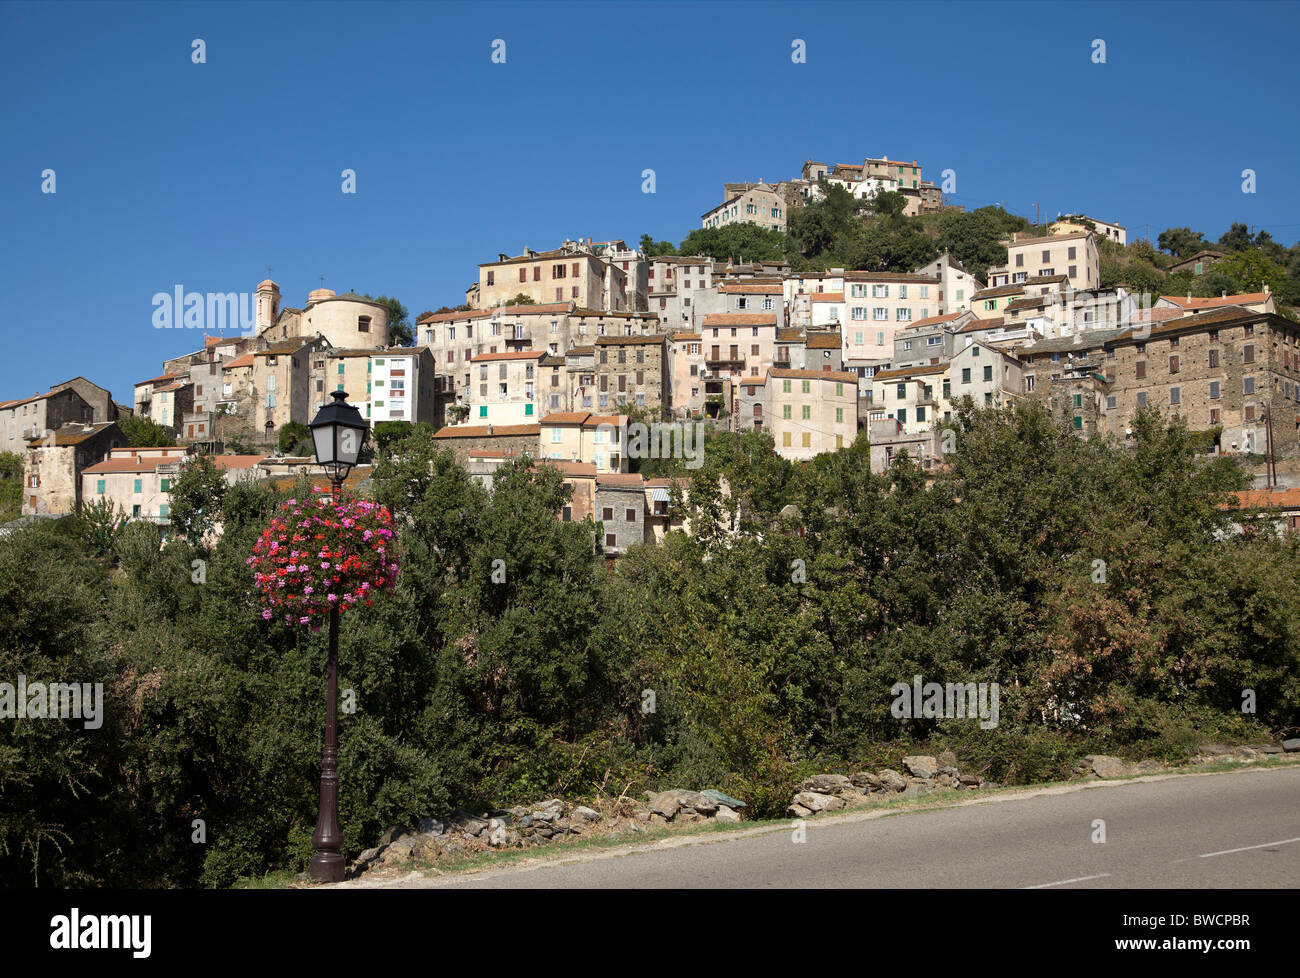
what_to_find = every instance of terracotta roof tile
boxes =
[701,313,779,327]
[768,367,858,383]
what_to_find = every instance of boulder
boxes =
[1084,755,1129,779]
[902,755,938,779]
[573,805,601,824]
[1283,739,1300,753]
[417,817,446,836]
[714,806,742,823]
[792,791,845,813]
[798,774,853,796]
[937,749,959,770]
[958,773,983,786]
[487,821,518,847]
[851,771,883,792]
[679,791,719,815]
[1132,759,1163,774]
[878,769,908,792]
[1197,743,1233,757]
[1257,745,1282,755]
[787,804,813,818]
[901,784,934,799]
[379,825,411,846]
[380,837,418,863]
[1235,746,1259,760]
[701,789,748,810]
[648,790,684,818]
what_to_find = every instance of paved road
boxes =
[392,766,1300,889]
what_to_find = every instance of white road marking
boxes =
[1198,837,1300,859]
[1025,873,1112,889]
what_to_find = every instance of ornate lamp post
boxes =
[305,391,368,883]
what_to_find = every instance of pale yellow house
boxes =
[766,368,859,461]
[538,411,629,474]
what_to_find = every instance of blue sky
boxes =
[1,0,1298,404]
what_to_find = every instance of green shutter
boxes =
[160,478,170,492]
[134,478,142,493]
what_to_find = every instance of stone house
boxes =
[1,388,96,455]
[21,421,125,516]
[595,473,646,555]
[594,335,668,414]
[431,423,540,463]
[1100,307,1300,456]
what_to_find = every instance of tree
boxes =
[0,451,21,524]
[372,296,412,346]
[639,234,677,257]
[677,224,791,265]
[503,293,535,306]
[118,414,176,447]
[372,420,432,454]
[1217,250,1288,294]
[1217,223,1253,253]
[277,421,312,456]
[1157,227,1208,257]
[71,496,126,557]
[168,454,228,546]
[935,206,1030,282]
[866,188,907,220]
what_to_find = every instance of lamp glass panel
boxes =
[338,426,362,464]
[312,425,336,464]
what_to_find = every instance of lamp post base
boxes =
[308,851,345,883]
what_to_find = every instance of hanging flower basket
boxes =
[248,488,399,628]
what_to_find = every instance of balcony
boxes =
[705,353,745,367]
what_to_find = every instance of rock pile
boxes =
[352,788,747,878]
[787,751,988,818]
[1069,742,1298,780]
[645,788,746,826]
[1189,742,1294,764]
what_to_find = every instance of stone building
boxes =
[595,473,646,555]
[255,281,391,351]
[430,423,541,463]
[21,421,125,516]
[475,246,626,312]
[594,335,668,414]
[48,378,119,424]
[252,336,331,439]
[1,388,96,455]
[1101,307,1300,456]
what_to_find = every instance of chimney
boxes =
[498,253,508,262]
[486,424,493,436]
[1265,283,1271,294]
[1222,291,1227,298]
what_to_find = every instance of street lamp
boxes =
[305,390,368,883]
